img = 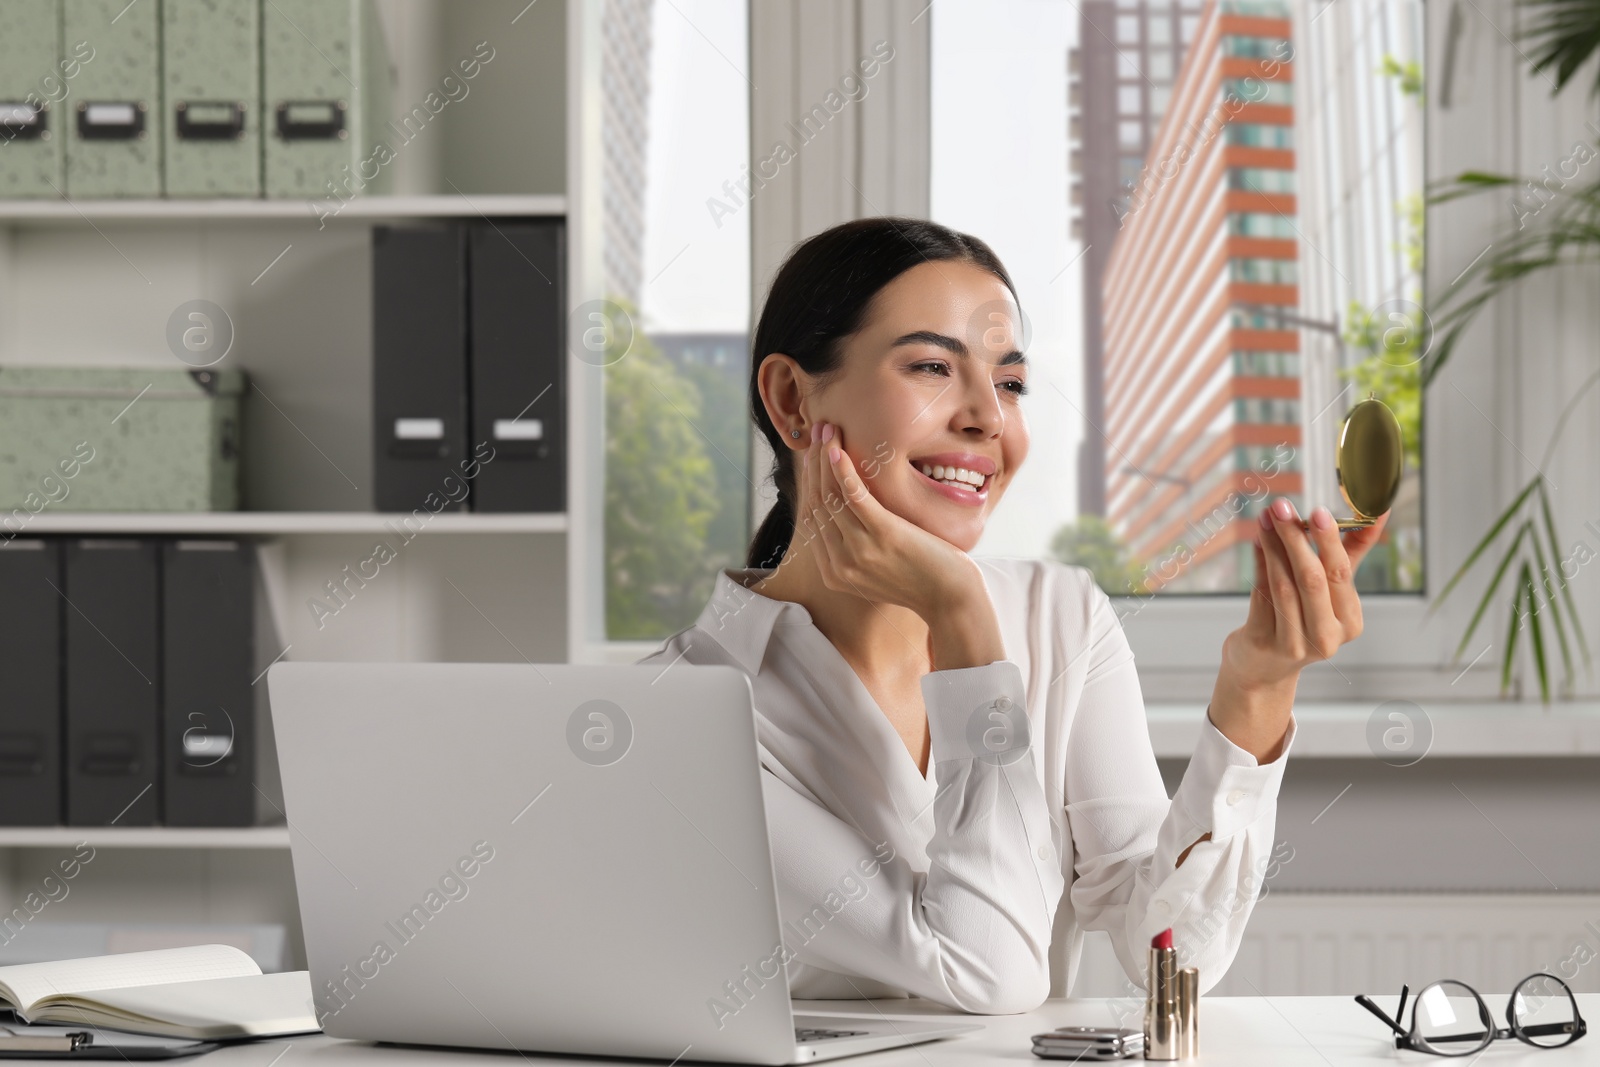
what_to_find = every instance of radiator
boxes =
[1072,893,1600,997]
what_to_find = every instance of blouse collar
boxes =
[694,567,811,675]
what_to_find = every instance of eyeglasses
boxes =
[1356,972,1587,1056]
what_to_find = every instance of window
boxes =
[1232,351,1302,376]
[1229,167,1297,193]
[1230,257,1299,284]
[1151,84,1172,116]
[1119,120,1143,149]
[1223,78,1294,106]
[1221,0,1289,13]
[1234,397,1302,424]
[1149,17,1172,46]
[1116,15,1140,43]
[1118,52,1143,78]
[1119,85,1142,115]
[1180,15,1199,40]
[597,0,752,640]
[1228,211,1297,237]
[1149,49,1173,80]
[1223,35,1291,58]
[1231,308,1277,329]
[1225,122,1295,148]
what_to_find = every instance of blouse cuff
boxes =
[921,659,1029,765]
[1170,710,1297,840]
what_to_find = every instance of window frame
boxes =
[577,0,1584,706]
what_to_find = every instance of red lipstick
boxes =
[1145,928,1178,1059]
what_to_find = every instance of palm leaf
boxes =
[1520,561,1551,702]
[1538,479,1593,670]
[1425,171,1521,202]
[1451,521,1532,662]
[1504,570,1527,693]
[1517,0,1600,100]
[1523,513,1575,693]
[1428,477,1540,612]
[1422,170,1600,385]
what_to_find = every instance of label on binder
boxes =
[395,418,445,440]
[493,418,543,441]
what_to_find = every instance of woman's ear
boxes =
[757,352,809,450]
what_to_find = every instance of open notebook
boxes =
[0,945,319,1040]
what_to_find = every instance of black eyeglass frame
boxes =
[1355,971,1588,1057]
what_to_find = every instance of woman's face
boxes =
[798,259,1030,552]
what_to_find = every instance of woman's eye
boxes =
[911,361,950,376]
[1000,379,1029,396]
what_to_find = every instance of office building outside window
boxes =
[1068,0,1423,595]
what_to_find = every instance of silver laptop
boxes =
[267,662,981,1064]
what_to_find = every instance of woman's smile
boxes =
[908,451,997,506]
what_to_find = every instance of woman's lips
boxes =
[911,461,988,506]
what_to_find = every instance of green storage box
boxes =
[162,0,262,197]
[0,1,65,198]
[64,0,163,197]
[0,366,246,511]
[262,0,392,200]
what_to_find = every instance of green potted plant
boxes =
[1422,0,1600,701]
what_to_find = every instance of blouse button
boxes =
[1037,843,1052,861]
[1226,788,1247,806]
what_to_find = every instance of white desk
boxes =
[187,994,1600,1066]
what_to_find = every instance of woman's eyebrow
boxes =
[891,329,1027,367]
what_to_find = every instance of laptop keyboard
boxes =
[795,1026,870,1043]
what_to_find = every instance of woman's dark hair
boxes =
[745,216,1019,569]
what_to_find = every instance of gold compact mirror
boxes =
[1313,392,1403,530]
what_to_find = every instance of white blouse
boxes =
[635,556,1296,1013]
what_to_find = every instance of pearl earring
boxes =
[791,429,802,439]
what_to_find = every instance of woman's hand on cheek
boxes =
[800,422,985,622]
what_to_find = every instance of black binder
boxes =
[0,539,63,826]
[161,540,255,827]
[467,219,567,512]
[372,224,470,513]
[64,539,160,827]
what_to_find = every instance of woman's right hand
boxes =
[795,421,1006,671]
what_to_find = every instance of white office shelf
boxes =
[0,193,566,224]
[19,512,568,535]
[0,826,290,848]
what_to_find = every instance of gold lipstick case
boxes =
[1176,967,1199,1059]
[1143,945,1178,1059]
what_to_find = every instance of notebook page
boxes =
[0,945,260,1017]
[38,972,318,1039]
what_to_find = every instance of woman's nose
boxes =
[958,372,1004,436]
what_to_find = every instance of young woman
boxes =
[637,217,1388,1013]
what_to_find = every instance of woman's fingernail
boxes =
[1273,497,1294,521]
[821,422,835,442]
[828,446,840,463]
[1312,506,1334,530]
[1259,507,1272,530]
[810,423,820,443]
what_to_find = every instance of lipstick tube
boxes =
[1143,929,1178,1060]
[1176,966,1198,1058]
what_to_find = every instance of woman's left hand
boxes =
[1210,498,1391,760]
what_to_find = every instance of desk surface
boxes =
[192,994,1600,1066]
